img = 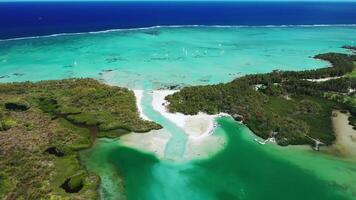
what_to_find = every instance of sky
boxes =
[1,0,356,2]
[1,0,356,1]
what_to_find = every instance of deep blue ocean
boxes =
[0,1,356,40]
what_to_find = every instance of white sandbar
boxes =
[133,90,150,120]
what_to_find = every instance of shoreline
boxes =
[134,89,356,160]
[129,89,229,160]
[151,90,229,139]
[133,90,150,120]
[151,90,229,160]
[327,110,356,157]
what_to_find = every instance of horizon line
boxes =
[1,0,356,2]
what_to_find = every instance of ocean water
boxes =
[1,12,356,200]
[81,118,356,200]
[1,2,356,40]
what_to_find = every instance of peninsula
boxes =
[166,49,356,146]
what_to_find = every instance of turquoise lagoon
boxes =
[1,26,355,88]
[81,118,356,200]
[1,26,356,199]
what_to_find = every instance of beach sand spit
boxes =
[133,90,150,120]
[152,90,228,138]
[152,90,229,160]
[126,89,228,160]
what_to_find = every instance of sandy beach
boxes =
[119,90,170,159]
[152,90,228,139]
[130,89,228,160]
[305,76,343,82]
[133,90,150,120]
[328,110,356,157]
[151,90,229,159]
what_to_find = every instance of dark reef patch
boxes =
[12,73,24,77]
[0,75,10,79]
[102,69,116,73]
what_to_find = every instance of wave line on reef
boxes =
[0,24,356,42]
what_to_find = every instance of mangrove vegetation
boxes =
[0,78,161,199]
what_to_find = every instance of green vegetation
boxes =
[0,78,161,199]
[350,116,356,130]
[346,68,356,78]
[0,173,10,197]
[60,172,86,193]
[0,47,354,199]
[167,48,356,146]
[0,117,16,131]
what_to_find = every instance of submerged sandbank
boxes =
[119,129,171,159]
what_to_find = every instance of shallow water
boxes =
[141,83,187,159]
[81,118,356,200]
[1,26,355,89]
[1,26,356,199]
